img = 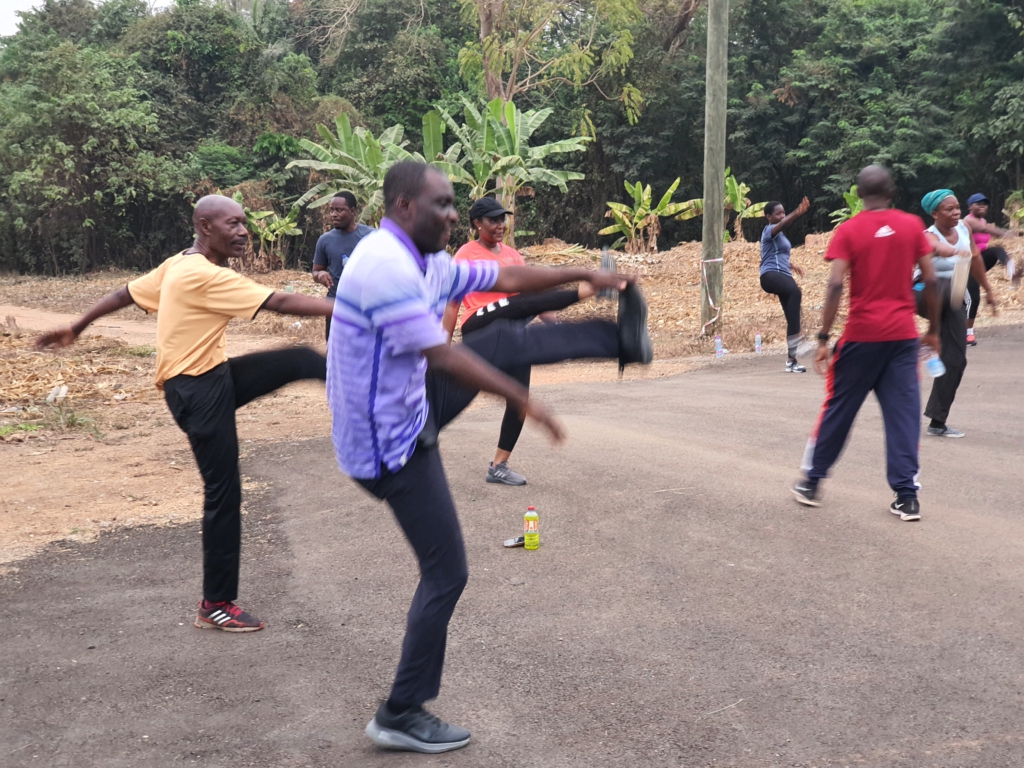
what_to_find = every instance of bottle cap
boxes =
[527,506,535,511]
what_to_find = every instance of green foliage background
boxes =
[1,0,1022,273]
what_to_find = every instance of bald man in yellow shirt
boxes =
[38,195,334,633]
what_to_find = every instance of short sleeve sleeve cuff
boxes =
[447,260,500,304]
[127,272,162,314]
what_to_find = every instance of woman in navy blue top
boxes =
[760,197,810,371]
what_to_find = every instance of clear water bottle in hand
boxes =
[921,346,945,377]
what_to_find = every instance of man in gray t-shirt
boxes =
[312,191,374,340]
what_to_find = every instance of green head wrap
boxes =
[922,189,955,215]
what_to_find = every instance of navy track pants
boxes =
[801,338,921,497]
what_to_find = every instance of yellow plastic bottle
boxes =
[524,505,539,550]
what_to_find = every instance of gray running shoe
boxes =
[786,359,807,373]
[927,425,965,438]
[487,461,527,485]
[365,703,470,754]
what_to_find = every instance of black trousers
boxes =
[460,289,580,335]
[355,319,618,708]
[966,246,1008,322]
[163,348,327,602]
[760,270,802,339]
[461,289,581,455]
[916,279,967,425]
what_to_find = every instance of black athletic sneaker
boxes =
[195,600,264,632]
[617,283,653,371]
[791,480,821,507]
[889,496,921,522]
[365,703,471,754]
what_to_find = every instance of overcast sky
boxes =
[0,0,173,37]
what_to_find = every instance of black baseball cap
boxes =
[469,197,511,221]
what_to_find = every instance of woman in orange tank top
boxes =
[442,197,596,486]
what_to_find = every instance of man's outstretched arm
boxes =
[262,293,335,317]
[35,286,135,349]
[491,265,630,295]
[422,342,564,443]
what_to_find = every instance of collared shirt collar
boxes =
[380,217,426,273]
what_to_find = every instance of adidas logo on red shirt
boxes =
[874,225,896,238]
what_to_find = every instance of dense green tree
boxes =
[1,0,1023,273]
[0,43,191,272]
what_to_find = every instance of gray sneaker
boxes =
[365,703,470,753]
[927,425,965,438]
[487,461,527,486]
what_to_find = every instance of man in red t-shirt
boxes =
[792,165,941,522]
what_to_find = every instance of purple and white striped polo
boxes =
[327,218,499,479]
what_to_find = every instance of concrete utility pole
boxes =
[700,0,729,333]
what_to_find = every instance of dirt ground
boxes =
[3,324,1024,767]
[3,238,1024,566]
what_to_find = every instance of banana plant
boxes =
[829,184,864,226]
[232,192,302,268]
[426,97,590,245]
[675,168,766,242]
[287,113,425,225]
[599,178,700,254]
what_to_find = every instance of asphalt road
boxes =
[4,326,1024,767]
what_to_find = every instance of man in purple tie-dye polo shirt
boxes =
[328,162,647,753]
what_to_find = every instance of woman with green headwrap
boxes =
[916,189,997,438]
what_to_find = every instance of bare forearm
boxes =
[264,292,335,317]
[442,303,459,341]
[72,286,135,335]
[772,213,799,236]
[423,344,529,410]
[492,266,593,295]
[819,282,844,335]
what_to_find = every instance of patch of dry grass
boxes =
[0,333,160,441]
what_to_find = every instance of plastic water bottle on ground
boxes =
[754,333,762,354]
[524,506,539,550]
[714,335,724,359]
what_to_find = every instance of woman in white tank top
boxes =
[917,190,997,438]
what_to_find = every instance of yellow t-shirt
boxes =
[127,252,274,389]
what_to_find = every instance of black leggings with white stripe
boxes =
[461,289,581,454]
[760,270,803,356]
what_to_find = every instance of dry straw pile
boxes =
[0,332,158,411]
